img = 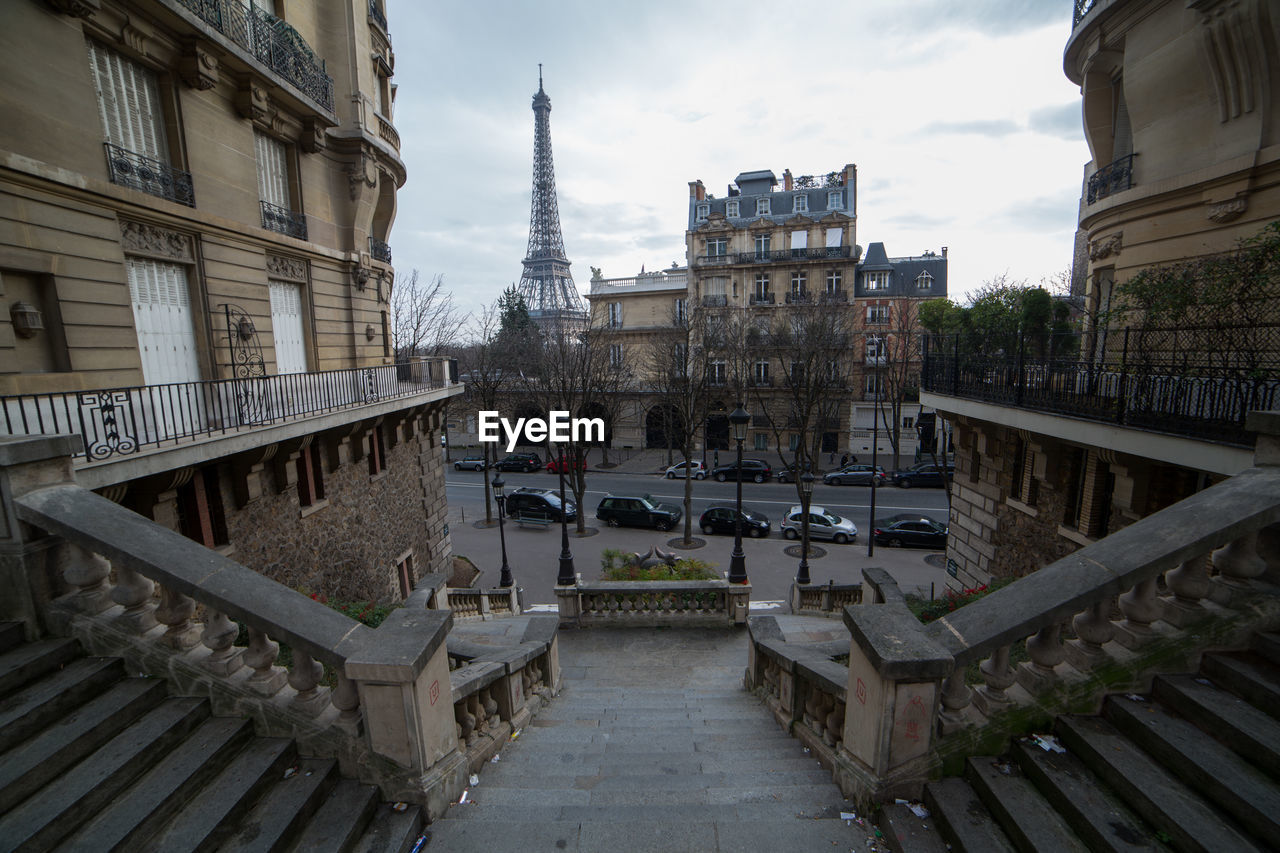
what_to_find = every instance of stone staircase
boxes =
[426,627,878,852]
[0,623,425,852]
[880,631,1280,852]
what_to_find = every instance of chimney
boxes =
[689,180,706,201]
[941,246,948,258]
[783,169,793,191]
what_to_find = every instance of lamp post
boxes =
[555,453,576,586]
[493,473,513,588]
[797,472,814,585]
[728,405,750,584]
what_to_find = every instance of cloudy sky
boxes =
[384,0,1086,320]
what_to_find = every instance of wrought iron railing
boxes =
[735,247,852,264]
[822,290,847,303]
[1086,153,1134,204]
[785,291,809,304]
[369,236,392,263]
[698,253,732,265]
[1073,0,1098,27]
[261,200,307,239]
[173,0,335,112]
[0,358,457,463]
[702,295,728,307]
[103,143,195,207]
[368,0,388,32]
[922,327,1280,447]
[749,293,774,305]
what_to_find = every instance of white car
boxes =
[664,460,707,480]
[780,505,858,544]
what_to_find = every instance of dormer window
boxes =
[726,200,740,218]
[916,271,933,290]
[696,203,709,221]
[793,195,808,213]
[827,190,843,209]
[865,271,890,291]
[756,197,771,216]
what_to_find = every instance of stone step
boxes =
[0,622,25,654]
[443,801,848,825]
[0,676,166,814]
[1201,651,1280,713]
[57,715,252,851]
[144,736,295,851]
[1055,713,1264,853]
[1104,694,1280,842]
[351,803,425,853]
[0,636,80,696]
[965,755,1089,853]
[0,695,209,851]
[216,757,337,852]
[0,655,123,754]
[1253,631,1280,665]
[290,778,379,853]
[1009,738,1160,853]
[923,777,1016,853]
[1152,674,1280,777]
[877,803,949,853]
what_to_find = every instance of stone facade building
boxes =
[922,0,1279,591]
[0,0,460,602]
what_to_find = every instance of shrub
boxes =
[601,557,718,582]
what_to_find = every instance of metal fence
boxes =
[922,327,1280,448]
[1,359,457,463]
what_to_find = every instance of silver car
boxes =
[780,505,858,544]
[664,460,706,480]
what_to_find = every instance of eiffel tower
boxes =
[515,67,587,331]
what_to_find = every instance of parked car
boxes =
[504,487,577,522]
[822,464,886,487]
[698,506,770,538]
[453,454,487,472]
[546,454,587,474]
[596,494,683,531]
[891,462,955,488]
[664,460,706,480]
[712,459,772,483]
[780,505,858,543]
[496,452,542,472]
[873,515,949,549]
[774,461,814,484]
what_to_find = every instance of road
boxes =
[443,468,952,607]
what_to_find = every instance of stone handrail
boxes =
[1,434,466,818]
[555,579,751,627]
[789,580,863,615]
[443,586,519,620]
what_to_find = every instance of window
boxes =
[296,442,325,508]
[396,552,415,600]
[381,310,390,357]
[696,203,709,220]
[674,343,687,371]
[754,234,770,258]
[825,228,843,250]
[791,229,808,258]
[754,434,768,451]
[609,344,623,368]
[1010,439,1039,507]
[255,130,306,238]
[753,274,770,302]
[865,271,890,291]
[87,40,193,206]
[607,301,622,328]
[674,298,687,324]
[916,271,933,290]
[1064,448,1087,527]
[866,336,885,361]
[368,424,387,476]
[707,237,727,257]
[826,269,841,294]
[790,271,806,298]
[867,305,889,324]
[726,200,740,218]
[708,361,726,385]
[789,361,804,383]
[704,277,728,301]
[756,197,771,216]
[753,360,770,386]
[865,373,884,398]
[793,195,808,213]
[827,190,844,209]
[826,360,839,381]
[177,467,229,548]
[789,434,800,451]
[903,416,914,429]
[269,281,307,374]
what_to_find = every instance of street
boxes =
[444,466,952,607]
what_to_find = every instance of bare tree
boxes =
[390,270,463,361]
[454,302,510,524]
[872,298,924,467]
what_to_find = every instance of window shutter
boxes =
[825,228,842,248]
[791,230,808,249]
[255,131,290,208]
[86,40,166,162]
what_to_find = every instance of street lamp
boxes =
[555,453,576,586]
[797,472,814,585]
[492,473,513,588]
[728,405,750,584]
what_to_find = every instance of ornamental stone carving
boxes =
[1088,232,1122,260]
[347,148,379,201]
[178,39,219,91]
[44,0,100,17]
[266,254,307,282]
[235,77,271,123]
[119,220,194,262]
[301,118,328,153]
[1207,197,1248,223]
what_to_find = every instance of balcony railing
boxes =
[369,236,392,263]
[785,291,809,304]
[174,0,335,112]
[1086,153,1134,204]
[698,253,732,265]
[749,293,775,305]
[261,200,307,239]
[733,247,852,265]
[702,295,728,307]
[922,327,1280,448]
[822,290,847,303]
[0,358,458,463]
[368,0,388,32]
[104,143,195,207]
[1073,0,1098,27]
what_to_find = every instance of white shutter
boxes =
[127,258,200,386]
[825,228,842,248]
[255,131,290,208]
[269,281,308,374]
[86,40,166,161]
[791,230,808,250]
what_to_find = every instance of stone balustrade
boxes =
[789,580,863,616]
[442,586,520,620]
[555,579,751,627]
